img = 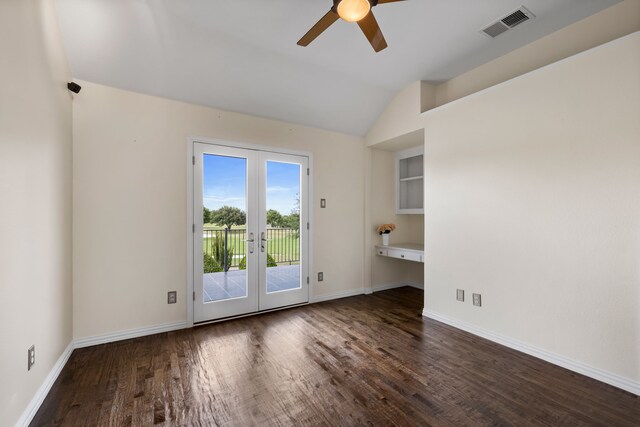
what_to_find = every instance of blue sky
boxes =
[203,155,300,215]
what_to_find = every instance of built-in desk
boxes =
[375,243,424,263]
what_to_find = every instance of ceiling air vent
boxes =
[502,9,530,28]
[481,6,535,38]
[483,21,509,38]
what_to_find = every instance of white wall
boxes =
[0,0,73,425]
[423,33,640,386]
[72,81,366,340]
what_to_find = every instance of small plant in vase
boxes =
[376,223,396,246]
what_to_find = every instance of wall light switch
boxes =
[318,272,324,282]
[456,289,464,302]
[320,199,326,208]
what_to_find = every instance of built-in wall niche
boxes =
[396,146,423,214]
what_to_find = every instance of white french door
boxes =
[193,142,309,323]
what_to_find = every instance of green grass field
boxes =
[203,228,299,265]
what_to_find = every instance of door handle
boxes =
[246,232,254,254]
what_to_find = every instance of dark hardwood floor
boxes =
[31,287,638,426]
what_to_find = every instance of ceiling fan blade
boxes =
[376,0,407,4]
[357,11,388,52]
[297,9,339,46]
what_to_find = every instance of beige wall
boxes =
[423,33,640,383]
[72,81,365,339]
[0,0,73,425]
[368,149,424,288]
[436,0,640,105]
[365,82,435,147]
[367,1,640,147]
[406,214,424,285]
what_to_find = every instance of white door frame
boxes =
[186,136,314,326]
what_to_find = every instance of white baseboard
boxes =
[422,309,640,396]
[372,282,405,292]
[15,340,74,427]
[372,281,424,292]
[310,288,364,303]
[406,281,424,290]
[74,321,188,349]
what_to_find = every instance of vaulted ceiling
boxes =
[54,0,620,135]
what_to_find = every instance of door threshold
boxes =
[194,301,309,326]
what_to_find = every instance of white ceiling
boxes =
[54,0,620,136]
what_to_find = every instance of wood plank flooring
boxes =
[31,287,638,426]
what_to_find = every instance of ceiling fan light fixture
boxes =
[337,0,371,22]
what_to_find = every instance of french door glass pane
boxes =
[202,154,248,303]
[266,161,301,294]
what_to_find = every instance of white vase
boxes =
[382,233,389,246]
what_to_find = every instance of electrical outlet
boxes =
[456,289,464,302]
[28,345,35,371]
[167,291,177,304]
[320,199,326,208]
[473,293,482,307]
[318,272,323,282]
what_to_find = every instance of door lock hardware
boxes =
[246,232,255,254]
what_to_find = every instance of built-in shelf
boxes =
[375,243,424,263]
[396,146,424,214]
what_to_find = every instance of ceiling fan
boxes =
[297,0,406,53]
